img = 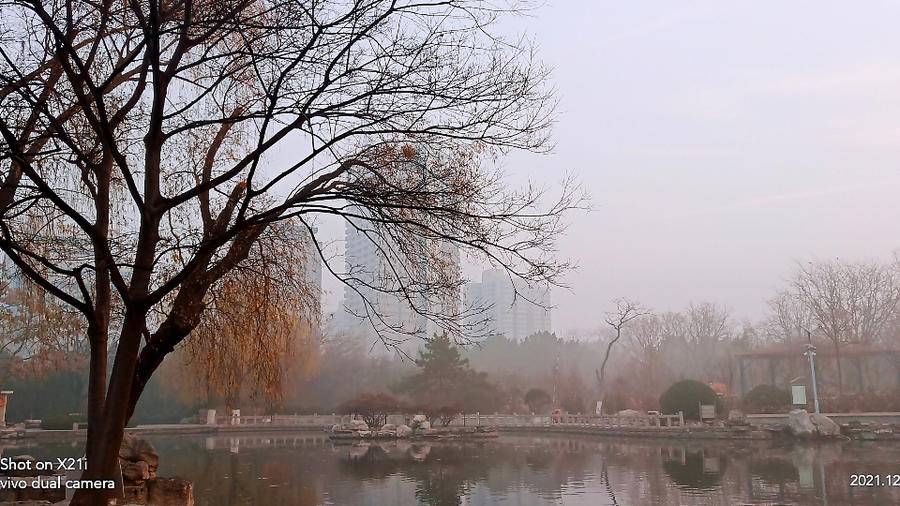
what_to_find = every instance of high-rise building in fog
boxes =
[464,269,551,341]
[298,225,322,319]
[337,217,460,356]
[335,149,460,356]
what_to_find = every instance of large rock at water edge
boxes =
[147,477,194,506]
[120,434,160,471]
[124,482,149,504]
[396,425,413,438]
[809,413,841,437]
[380,423,397,432]
[122,460,150,482]
[346,419,369,431]
[788,409,840,438]
[788,409,816,437]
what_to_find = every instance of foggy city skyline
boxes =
[3,1,900,504]
[313,1,900,335]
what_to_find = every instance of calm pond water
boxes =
[4,432,899,505]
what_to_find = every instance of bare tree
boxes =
[790,259,900,395]
[764,290,812,343]
[684,302,730,347]
[621,314,673,404]
[595,298,649,397]
[683,302,734,385]
[0,1,578,502]
[627,314,665,358]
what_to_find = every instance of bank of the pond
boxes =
[499,425,777,440]
[8,424,899,444]
[4,410,899,443]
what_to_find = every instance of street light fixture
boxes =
[802,328,821,414]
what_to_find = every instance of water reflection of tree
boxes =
[132,434,900,505]
[662,450,727,491]
[153,436,333,506]
[337,439,602,505]
[341,442,490,506]
[517,439,593,499]
[749,457,797,486]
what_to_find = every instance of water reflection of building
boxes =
[661,447,727,490]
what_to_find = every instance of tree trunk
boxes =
[833,341,844,397]
[595,330,622,397]
[72,314,146,506]
[84,322,107,467]
[70,208,255,504]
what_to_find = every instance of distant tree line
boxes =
[3,256,900,422]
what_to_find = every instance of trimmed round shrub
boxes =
[659,380,719,421]
[523,388,552,414]
[742,384,791,414]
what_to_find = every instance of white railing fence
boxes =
[208,412,685,429]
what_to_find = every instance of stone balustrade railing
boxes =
[207,412,685,429]
[454,412,684,428]
[214,414,346,426]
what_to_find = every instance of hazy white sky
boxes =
[324,1,900,334]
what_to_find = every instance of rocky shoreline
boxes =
[498,410,900,442]
[328,417,500,442]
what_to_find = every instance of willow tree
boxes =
[0,1,575,502]
[1,257,86,377]
[182,221,318,408]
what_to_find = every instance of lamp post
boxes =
[803,329,821,414]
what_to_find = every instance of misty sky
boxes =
[323,1,900,335]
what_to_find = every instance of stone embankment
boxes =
[329,417,499,442]
[751,410,899,442]
[490,410,900,442]
[3,411,899,446]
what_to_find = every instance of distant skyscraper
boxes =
[337,215,460,357]
[335,147,462,356]
[0,254,21,290]
[286,222,322,324]
[464,269,551,341]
